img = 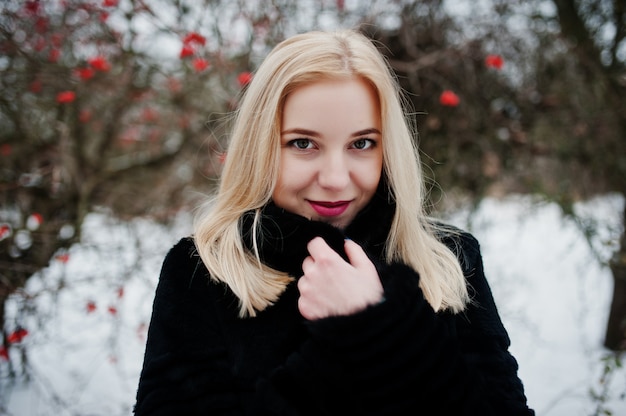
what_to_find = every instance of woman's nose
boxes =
[317,153,350,190]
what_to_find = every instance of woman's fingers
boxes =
[297,237,384,320]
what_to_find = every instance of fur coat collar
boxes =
[240,183,395,277]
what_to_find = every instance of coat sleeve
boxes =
[133,238,242,416]
[259,232,534,415]
[453,232,533,414]
[133,238,329,416]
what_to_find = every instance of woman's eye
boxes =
[352,139,374,150]
[290,139,313,149]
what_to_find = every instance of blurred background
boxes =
[1,0,625,415]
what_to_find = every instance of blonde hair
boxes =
[194,29,469,317]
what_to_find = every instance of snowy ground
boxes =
[1,194,625,415]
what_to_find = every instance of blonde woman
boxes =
[135,29,533,415]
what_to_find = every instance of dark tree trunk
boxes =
[551,0,626,352]
[605,204,626,350]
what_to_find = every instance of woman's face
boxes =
[272,78,383,229]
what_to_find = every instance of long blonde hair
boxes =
[194,29,469,317]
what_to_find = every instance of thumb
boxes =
[343,239,373,268]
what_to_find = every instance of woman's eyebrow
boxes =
[351,128,381,137]
[280,128,320,137]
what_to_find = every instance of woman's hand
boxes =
[297,237,384,320]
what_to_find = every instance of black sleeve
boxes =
[133,238,242,416]
[258,232,534,415]
[134,239,348,416]
[454,232,533,415]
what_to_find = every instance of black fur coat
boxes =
[134,191,534,415]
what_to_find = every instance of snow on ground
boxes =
[1,194,625,415]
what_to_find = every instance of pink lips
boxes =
[309,200,351,217]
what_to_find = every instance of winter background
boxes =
[1,193,625,416]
